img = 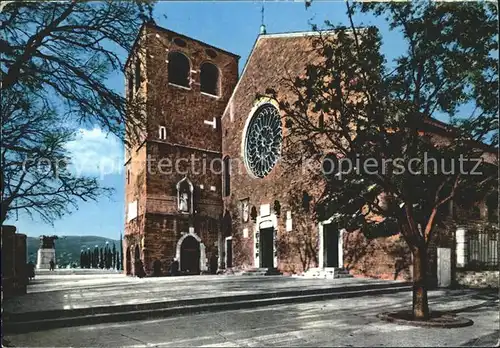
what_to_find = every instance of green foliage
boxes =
[279,1,498,248]
[362,218,400,240]
[293,2,497,318]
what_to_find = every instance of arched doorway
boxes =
[134,245,140,262]
[134,245,140,275]
[126,246,131,275]
[180,236,200,275]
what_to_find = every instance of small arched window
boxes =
[173,37,187,47]
[223,156,231,197]
[302,191,311,212]
[127,74,134,99]
[159,126,166,140]
[134,59,141,93]
[200,62,219,96]
[168,52,190,87]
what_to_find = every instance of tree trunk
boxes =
[412,246,430,320]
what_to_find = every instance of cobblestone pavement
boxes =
[3,270,402,313]
[4,289,499,347]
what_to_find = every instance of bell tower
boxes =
[123,22,239,276]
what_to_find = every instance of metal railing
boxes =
[466,224,499,271]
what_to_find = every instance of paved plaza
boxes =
[5,287,499,347]
[3,270,405,314]
[3,270,499,347]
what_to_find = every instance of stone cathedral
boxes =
[123,22,497,280]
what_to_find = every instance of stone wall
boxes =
[143,24,239,152]
[343,231,412,281]
[1,226,28,298]
[455,270,499,288]
[221,33,410,278]
[123,23,239,276]
[141,214,220,274]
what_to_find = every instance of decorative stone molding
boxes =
[225,236,233,268]
[318,220,344,269]
[286,211,292,232]
[254,213,278,268]
[176,176,194,214]
[175,231,207,272]
[456,227,467,268]
[260,204,270,217]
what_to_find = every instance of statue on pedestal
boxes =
[37,235,58,269]
[39,235,58,249]
[179,192,189,212]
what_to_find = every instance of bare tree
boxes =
[1,89,112,224]
[1,1,154,224]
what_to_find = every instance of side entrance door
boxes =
[226,238,233,268]
[260,228,274,268]
[323,224,339,268]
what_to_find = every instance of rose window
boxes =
[244,104,282,178]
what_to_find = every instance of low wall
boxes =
[1,226,28,299]
[455,270,499,288]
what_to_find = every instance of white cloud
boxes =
[65,127,124,177]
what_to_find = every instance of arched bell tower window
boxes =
[200,62,219,96]
[168,51,190,88]
[223,156,231,197]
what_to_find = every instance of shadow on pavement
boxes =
[460,331,500,347]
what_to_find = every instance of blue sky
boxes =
[7,1,417,239]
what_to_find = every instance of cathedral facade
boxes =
[123,23,413,279]
[124,23,496,280]
[219,31,412,278]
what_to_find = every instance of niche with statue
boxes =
[176,176,194,214]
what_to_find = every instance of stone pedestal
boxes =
[437,247,451,288]
[456,227,467,268]
[36,248,56,269]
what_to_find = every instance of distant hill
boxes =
[27,235,120,267]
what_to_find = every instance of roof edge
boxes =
[146,23,240,59]
[259,26,370,39]
[125,22,240,71]
[221,34,262,120]
[221,27,372,120]
[124,22,148,70]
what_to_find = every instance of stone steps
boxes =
[301,267,353,279]
[3,281,412,334]
[239,268,282,276]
